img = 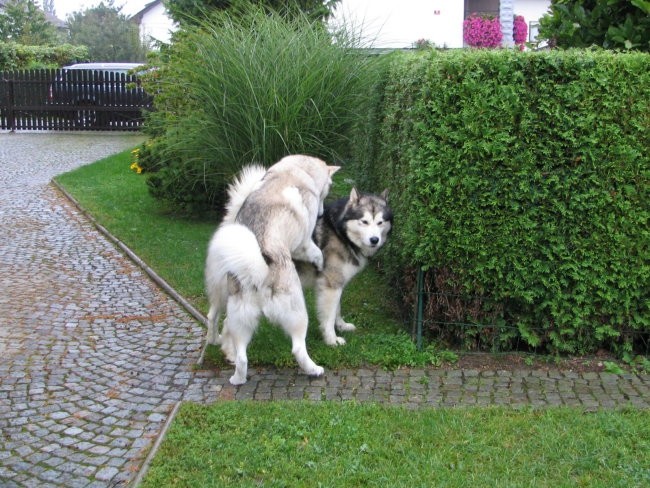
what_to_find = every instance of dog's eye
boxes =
[360,219,369,225]
[377,221,383,226]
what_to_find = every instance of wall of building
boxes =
[330,0,551,48]
[330,0,465,49]
[139,2,177,45]
[514,0,551,42]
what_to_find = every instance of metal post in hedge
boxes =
[415,267,425,351]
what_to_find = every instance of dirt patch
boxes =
[447,350,623,373]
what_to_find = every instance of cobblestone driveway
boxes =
[0,133,204,487]
[1,133,648,488]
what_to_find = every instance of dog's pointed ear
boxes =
[328,165,340,176]
[350,187,360,203]
[380,189,389,201]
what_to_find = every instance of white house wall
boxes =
[331,0,550,48]
[330,0,465,48]
[514,0,551,41]
[515,0,551,24]
[139,2,177,44]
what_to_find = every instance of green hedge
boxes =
[0,42,89,70]
[353,49,649,354]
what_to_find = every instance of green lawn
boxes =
[141,401,650,488]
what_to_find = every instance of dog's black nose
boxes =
[370,236,379,246]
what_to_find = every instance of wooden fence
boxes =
[0,68,153,131]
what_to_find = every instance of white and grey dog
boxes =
[296,187,392,346]
[205,155,339,385]
[216,163,393,349]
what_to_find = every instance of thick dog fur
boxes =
[205,155,339,385]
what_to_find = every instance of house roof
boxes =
[131,0,162,23]
[45,11,66,28]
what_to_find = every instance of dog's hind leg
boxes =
[264,273,324,377]
[205,272,228,345]
[219,317,236,363]
[225,296,260,385]
[206,305,221,345]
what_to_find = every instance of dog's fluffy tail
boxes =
[223,165,267,224]
[206,223,269,292]
[205,164,266,345]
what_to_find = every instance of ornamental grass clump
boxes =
[141,6,380,212]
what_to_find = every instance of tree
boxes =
[539,0,650,51]
[0,0,59,44]
[42,0,55,16]
[66,1,148,62]
[164,0,340,26]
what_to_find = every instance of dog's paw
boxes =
[229,374,247,385]
[307,365,325,377]
[324,336,347,346]
[311,252,324,272]
[336,321,356,332]
[220,346,236,363]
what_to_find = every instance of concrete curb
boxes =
[130,401,182,487]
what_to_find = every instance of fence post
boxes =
[415,267,424,351]
[7,77,16,132]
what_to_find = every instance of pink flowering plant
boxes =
[513,15,528,46]
[463,13,503,48]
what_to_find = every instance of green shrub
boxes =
[140,6,381,212]
[352,49,650,354]
[0,42,89,70]
[539,0,650,51]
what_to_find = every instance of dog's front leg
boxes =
[317,286,347,346]
[335,302,356,332]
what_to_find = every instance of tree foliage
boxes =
[0,0,59,45]
[66,1,148,62]
[539,0,650,51]
[164,0,340,26]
